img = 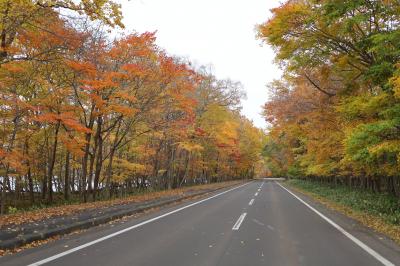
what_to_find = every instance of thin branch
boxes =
[303,73,336,97]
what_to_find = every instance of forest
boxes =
[259,1,400,195]
[0,0,266,214]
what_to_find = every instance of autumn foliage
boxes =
[259,1,400,194]
[0,1,266,214]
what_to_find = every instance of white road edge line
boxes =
[249,199,255,206]
[232,213,247,230]
[27,182,252,266]
[275,182,394,266]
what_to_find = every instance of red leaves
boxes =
[195,127,207,136]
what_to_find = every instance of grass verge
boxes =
[286,179,400,244]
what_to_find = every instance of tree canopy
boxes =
[258,0,400,194]
[0,0,267,214]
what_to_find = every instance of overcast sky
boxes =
[117,0,282,128]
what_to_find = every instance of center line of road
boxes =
[249,199,255,206]
[275,182,395,266]
[27,182,252,266]
[232,213,247,230]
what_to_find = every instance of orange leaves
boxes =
[60,135,85,157]
[109,32,157,61]
[0,148,6,159]
[121,63,146,77]
[0,4,264,210]
[107,105,137,116]
[60,117,91,134]
[112,91,136,103]
[33,112,91,134]
[82,79,117,91]
[0,149,27,176]
[66,60,97,78]
[33,113,59,123]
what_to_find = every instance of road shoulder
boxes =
[278,181,400,265]
[0,181,244,254]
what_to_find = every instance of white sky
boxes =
[117,0,282,128]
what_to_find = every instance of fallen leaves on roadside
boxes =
[0,181,241,229]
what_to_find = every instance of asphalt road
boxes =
[2,180,400,266]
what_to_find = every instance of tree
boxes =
[258,0,400,193]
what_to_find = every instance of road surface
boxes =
[1,180,400,266]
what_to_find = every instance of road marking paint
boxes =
[276,182,395,266]
[252,219,264,226]
[257,188,261,192]
[254,192,258,196]
[232,213,247,230]
[27,182,252,266]
[249,199,255,205]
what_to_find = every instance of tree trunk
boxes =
[1,111,20,215]
[93,116,103,201]
[27,167,34,205]
[64,151,70,201]
[47,121,60,203]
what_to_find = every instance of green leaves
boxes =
[260,0,400,181]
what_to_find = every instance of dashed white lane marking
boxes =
[252,219,264,226]
[249,199,255,206]
[276,182,394,266]
[27,182,252,266]
[232,213,247,230]
[254,192,258,197]
[258,189,261,192]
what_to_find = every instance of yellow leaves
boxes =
[178,142,204,153]
[391,64,400,99]
[369,140,400,156]
[114,159,147,172]
[335,55,351,68]
[337,91,391,120]
[112,158,148,182]
[257,0,311,58]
